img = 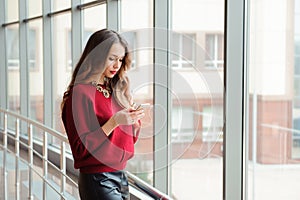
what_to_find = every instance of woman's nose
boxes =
[113,60,121,68]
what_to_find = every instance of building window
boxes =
[202,106,223,142]
[171,106,195,143]
[171,33,196,68]
[205,33,224,68]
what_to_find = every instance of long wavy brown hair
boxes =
[61,29,133,110]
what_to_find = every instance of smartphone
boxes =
[135,103,151,110]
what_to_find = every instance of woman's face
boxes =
[101,43,125,81]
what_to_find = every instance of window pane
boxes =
[28,19,44,141]
[28,0,42,17]
[82,4,106,48]
[121,0,154,185]
[248,0,300,199]
[52,13,72,138]
[171,0,224,199]
[6,24,20,112]
[6,24,20,131]
[121,0,153,29]
[6,0,19,22]
[52,0,71,12]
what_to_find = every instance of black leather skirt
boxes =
[78,170,129,200]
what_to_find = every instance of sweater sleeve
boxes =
[63,87,108,160]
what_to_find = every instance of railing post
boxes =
[15,118,20,200]
[43,132,48,200]
[60,141,66,200]
[28,123,34,200]
[3,113,8,200]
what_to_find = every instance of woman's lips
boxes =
[110,71,117,75]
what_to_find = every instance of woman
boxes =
[61,29,145,200]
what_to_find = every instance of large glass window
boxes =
[171,0,224,199]
[247,0,300,199]
[121,0,154,185]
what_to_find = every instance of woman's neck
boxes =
[98,75,105,85]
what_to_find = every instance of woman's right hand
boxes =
[113,108,145,125]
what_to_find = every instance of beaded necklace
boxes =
[91,81,111,98]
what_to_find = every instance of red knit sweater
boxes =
[61,83,140,173]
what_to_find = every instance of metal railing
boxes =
[0,108,173,200]
[127,171,173,200]
[0,108,76,200]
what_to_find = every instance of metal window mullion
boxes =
[72,0,82,68]
[77,0,106,10]
[0,0,7,110]
[107,0,119,31]
[224,0,247,199]
[42,131,48,200]
[60,141,66,200]
[19,0,28,118]
[28,123,34,200]
[153,0,171,195]
[3,114,8,200]
[42,1,53,199]
[15,118,20,200]
[43,0,53,128]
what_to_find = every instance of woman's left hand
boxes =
[128,108,145,124]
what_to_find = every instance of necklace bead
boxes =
[91,81,111,98]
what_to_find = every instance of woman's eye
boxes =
[109,57,115,61]
[119,59,123,62]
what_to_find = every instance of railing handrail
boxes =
[126,171,174,200]
[0,108,68,143]
[0,108,173,200]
